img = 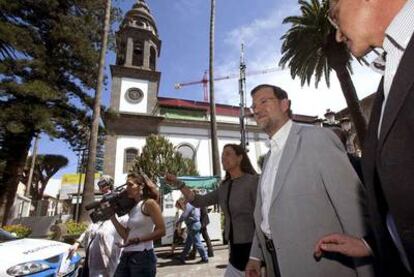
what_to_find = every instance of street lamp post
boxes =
[340,117,356,154]
[73,125,89,222]
[74,148,87,222]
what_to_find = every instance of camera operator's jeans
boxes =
[181,222,208,261]
[114,249,156,277]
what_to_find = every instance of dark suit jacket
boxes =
[362,33,414,276]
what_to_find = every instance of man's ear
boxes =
[280,98,290,113]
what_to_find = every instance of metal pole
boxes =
[54,193,60,216]
[208,0,221,177]
[73,150,81,221]
[25,134,40,197]
[74,149,86,222]
[239,44,247,150]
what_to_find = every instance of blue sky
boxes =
[38,0,382,178]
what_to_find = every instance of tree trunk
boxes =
[31,195,40,215]
[209,0,221,177]
[79,0,112,223]
[334,66,368,147]
[25,134,39,197]
[0,132,33,226]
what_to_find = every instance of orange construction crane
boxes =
[174,67,282,101]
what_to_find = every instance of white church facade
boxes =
[103,0,318,185]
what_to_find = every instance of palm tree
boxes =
[79,0,112,223]
[209,0,221,177]
[280,0,367,145]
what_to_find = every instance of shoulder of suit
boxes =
[295,124,326,137]
[242,173,259,183]
[295,124,339,145]
[301,126,345,153]
[219,178,231,188]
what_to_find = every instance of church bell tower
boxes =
[104,0,162,182]
[110,0,161,115]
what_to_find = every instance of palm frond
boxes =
[279,0,355,88]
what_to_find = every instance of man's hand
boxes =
[68,242,80,259]
[164,173,180,188]
[314,233,372,259]
[245,259,261,277]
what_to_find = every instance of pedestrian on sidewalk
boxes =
[189,190,214,259]
[165,144,259,277]
[171,200,186,256]
[175,198,209,264]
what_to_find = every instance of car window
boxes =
[0,228,17,242]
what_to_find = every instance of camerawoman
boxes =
[111,172,165,277]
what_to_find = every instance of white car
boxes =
[0,228,81,277]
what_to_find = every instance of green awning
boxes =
[159,176,220,193]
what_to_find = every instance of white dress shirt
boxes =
[260,119,292,237]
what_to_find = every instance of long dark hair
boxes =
[126,172,158,201]
[126,172,159,216]
[223,144,257,180]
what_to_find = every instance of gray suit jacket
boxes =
[250,123,373,277]
[192,173,259,244]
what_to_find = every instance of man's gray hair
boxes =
[97,175,114,190]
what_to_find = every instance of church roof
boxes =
[157,97,250,117]
[157,97,318,123]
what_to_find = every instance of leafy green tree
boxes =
[279,0,367,144]
[0,0,120,225]
[22,154,68,211]
[131,134,199,180]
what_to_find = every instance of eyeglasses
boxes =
[327,0,340,30]
[250,97,278,111]
[327,14,339,30]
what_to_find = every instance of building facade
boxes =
[103,0,317,185]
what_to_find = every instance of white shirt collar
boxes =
[266,119,292,150]
[384,0,414,52]
[370,0,414,75]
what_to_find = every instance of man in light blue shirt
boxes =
[176,200,208,264]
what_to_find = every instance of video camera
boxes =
[85,184,136,223]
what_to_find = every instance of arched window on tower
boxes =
[177,144,196,162]
[132,41,143,66]
[150,46,156,70]
[124,148,139,173]
[135,16,146,28]
[116,42,126,65]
